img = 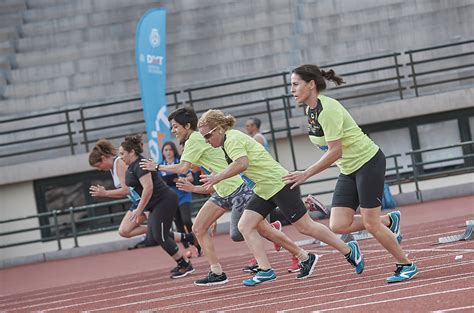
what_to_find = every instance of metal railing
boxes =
[1,40,472,165]
[2,142,472,251]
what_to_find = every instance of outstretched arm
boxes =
[283,139,342,189]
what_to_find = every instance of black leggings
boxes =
[174,202,193,248]
[147,189,180,256]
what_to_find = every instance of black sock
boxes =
[177,257,189,268]
[181,233,194,244]
[397,263,412,267]
[344,251,351,259]
[387,215,393,229]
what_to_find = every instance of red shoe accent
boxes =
[305,194,329,215]
[270,220,282,252]
[287,256,300,273]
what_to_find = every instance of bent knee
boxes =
[118,228,132,238]
[329,221,351,234]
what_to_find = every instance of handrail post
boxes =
[65,111,75,155]
[393,155,402,194]
[393,54,404,100]
[265,98,279,161]
[409,152,423,202]
[69,207,79,248]
[282,72,292,118]
[283,96,298,171]
[79,107,89,152]
[53,210,62,251]
[186,90,194,108]
[407,52,419,97]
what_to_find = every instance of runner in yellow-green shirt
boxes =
[198,110,365,287]
[284,64,417,283]
[140,107,313,287]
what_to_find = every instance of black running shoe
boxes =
[194,271,228,286]
[170,262,194,279]
[297,252,319,280]
[169,265,180,273]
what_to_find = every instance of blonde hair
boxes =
[89,139,116,166]
[198,109,236,131]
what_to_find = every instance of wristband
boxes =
[155,164,160,171]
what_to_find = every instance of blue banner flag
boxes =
[135,8,170,162]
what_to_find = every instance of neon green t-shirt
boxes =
[223,129,288,200]
[307,94,379,175]
[180,131,243,197]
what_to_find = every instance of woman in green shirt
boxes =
[198,110,365,286]
[283,64,417,283]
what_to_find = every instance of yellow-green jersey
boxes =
[180,131,243,197]
[307,94,379,175]
[223,129,288,200]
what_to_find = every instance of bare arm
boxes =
[283,139,342,188]
[89,159,128,198]
[201,156,248,188]
[140,158,192,175]
[176,178,215,194]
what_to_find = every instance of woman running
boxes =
[198,110,365,286]
[283,64,417,283]
[141,107,311,287]
[93,135,195,278]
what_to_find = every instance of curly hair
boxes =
[198,109,236,131]
[121,134,143,154]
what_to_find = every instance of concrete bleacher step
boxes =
[22,0,160,23]
[14,38,134,68]
[1,79,140,115]
[17,20,138,52]
[0,12,24,29]
[0,0,27,15]
[19,2,157,37]
[4,65,137,98]
[0,27,19,42]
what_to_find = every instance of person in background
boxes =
[245,117,269,151]
[159,141,201,257]
[284,64,416,283]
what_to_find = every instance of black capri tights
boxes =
[147,189,180,256]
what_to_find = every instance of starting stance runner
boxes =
[283,64,417,283]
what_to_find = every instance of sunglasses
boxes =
[203,126,218,140]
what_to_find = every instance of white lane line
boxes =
[201,272,473,313]
[432,305,474,312]
[314,288,474,312]
[7,248,471,311]
[92,261,473,312]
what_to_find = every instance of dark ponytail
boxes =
[292,64,345,91]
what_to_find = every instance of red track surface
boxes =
[1,196,473,312]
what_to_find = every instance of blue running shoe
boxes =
[242,269,276,286]
[386,263,418,283]
[389,211,403,244]
[346,241,364,274]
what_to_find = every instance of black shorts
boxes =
[245,184,307,223]
[332,149,386,210]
